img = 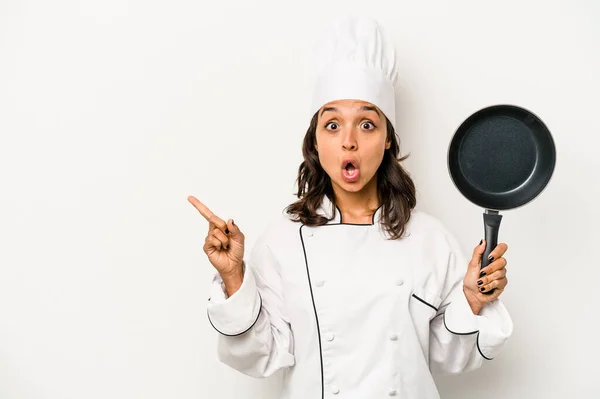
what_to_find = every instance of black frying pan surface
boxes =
[448,104,555,211]
[447,104,556,291]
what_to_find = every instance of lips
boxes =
[341,158,360,182]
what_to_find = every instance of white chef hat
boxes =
[309,16,399,129]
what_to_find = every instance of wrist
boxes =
[463,287,482,315]
[221,264,244,297]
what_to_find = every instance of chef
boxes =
[189,15,513,399]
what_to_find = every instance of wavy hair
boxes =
[285,111,416,239]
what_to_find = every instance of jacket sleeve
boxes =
[206,240,295,378]
[428,233,513,376]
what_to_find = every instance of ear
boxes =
[385,140,391,150]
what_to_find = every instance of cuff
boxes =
[444,291,513,360]
[206,266,262,336]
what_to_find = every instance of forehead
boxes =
[321,100,376,112]
[320,99,381,115]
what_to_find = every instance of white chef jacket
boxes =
[207,196,513,398]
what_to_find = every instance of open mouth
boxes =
[344,160,357,175]
[342,159,360,182]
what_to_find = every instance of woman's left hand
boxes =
[463,240,509,315]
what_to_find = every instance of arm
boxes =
[187,196,295,378]
[207,240,295,378]
[428,236,513,376]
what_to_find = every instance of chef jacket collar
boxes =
[318,195,383,226]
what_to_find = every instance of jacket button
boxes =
[389,334,398,341]
[388,388,397,396]
[331,385,340,394]
[326,332,335,341]
[396,280,403,286]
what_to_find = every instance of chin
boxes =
[333,179,367,193]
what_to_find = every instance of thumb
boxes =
[227,218,244,242]
[468,239,486,274]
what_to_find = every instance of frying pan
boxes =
[447,104,556,294]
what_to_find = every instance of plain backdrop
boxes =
[1,0,598,398]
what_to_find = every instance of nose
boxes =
[342,128,358,151]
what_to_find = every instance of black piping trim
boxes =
[411,293,438,312]
[335,204,343,224]
[477,332,494,360]
[442,311,478,336]
[372,204,382,224]
[320,222,375,227]
[299,224,324,399]
[333,222,373,226]
[332,204,383,226]
[206,293,263,337]
[442,310,494,360]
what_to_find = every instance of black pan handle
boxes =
[481,211,503,295]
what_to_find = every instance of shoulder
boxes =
[405,210,471,286]
[407,210,453,237]
[249,210,304,251]
[405,209,463,253]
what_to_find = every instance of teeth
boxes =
[344,161,357,177]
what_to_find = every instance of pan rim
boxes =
[446,103,557,211]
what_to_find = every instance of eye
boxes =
[325,122,339,130]
[361,121,376,130]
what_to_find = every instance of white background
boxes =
[1,0,598,398]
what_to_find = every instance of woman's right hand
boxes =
[188,196,245,294]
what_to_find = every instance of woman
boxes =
[189,16,512,399]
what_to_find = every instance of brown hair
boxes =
[285,111,417,239]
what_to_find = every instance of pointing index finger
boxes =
[188,196,214,222]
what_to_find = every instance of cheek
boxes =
[363,143,387,169]
[316,145,337,171]
[315,135,336,166]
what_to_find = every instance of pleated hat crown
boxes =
[309,16,399,129]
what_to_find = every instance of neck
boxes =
[332,177,380,224]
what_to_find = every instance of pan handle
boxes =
[482,211,503,295]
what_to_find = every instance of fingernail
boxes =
[477,280,483,286]
[225,244,229,249]
[480,271,486,277]
[488,255,494,261]
[479,239,483,245]
[225,228,230,234]
[480,287,485,292]
[232,220,235,226]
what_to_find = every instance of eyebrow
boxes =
[320,107,338,116]
[361,106,381,116]
[320,106,381,117]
